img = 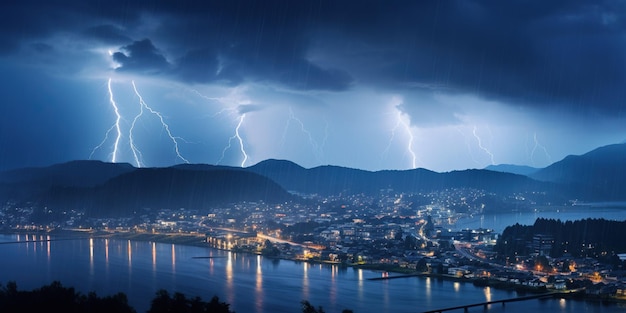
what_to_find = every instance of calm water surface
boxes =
[454,206,626,233]
[1,233,624,313]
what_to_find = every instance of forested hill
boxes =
[494,218,626,261]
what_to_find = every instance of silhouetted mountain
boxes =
[0,160,137,203]
[0,160,135,187]
[170,163,240,172]
[530,143,626,200]
[247,160,552,197]
[485,164,540,176]
[42,167,294,216]
[5,141,626,216]
[245,159,309,192]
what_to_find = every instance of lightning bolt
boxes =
[89,124,115,161]
[218,114,248,167]
[384,109,417,169]
[131,81,190,164]
[401,114,417,169]
[320,121,329,154]
[472,126,495,165]
[190,88,222,103]
[90,78,122,163]
[235,114,248,167]
[531,132,552,166]
[281,107,324,162]
[128,90,146,168]
[108,78,123,163]
[455,126,480,165]
[382,116,400,158]
[191,88,252,167]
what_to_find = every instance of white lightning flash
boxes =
[401,114,417,169]
[218,114,248,167]
[90,78,122,162]
[131,81,190,164]
[191,88,252,167]
[531,132,552,166]
[235,114,248,167]
[281,107,324,162]
[190,89,222,103]
[128,91,146,168]
[382,116,400,158]
[472,126,495,165]
[89,124,116,161]
[455,127,480,165]
[321,121,329,154]
[384,108,417,169]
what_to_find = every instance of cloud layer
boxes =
[1,1,626,171]
[2,0,624,112]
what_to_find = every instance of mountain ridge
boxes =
[2,142,625,215]
[484,164,540,176]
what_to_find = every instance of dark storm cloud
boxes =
[324,0,626,114]
[174,48,220,84]
[113,39,171,74]
[3,0,626,113]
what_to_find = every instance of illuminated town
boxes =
[2,187,625,303]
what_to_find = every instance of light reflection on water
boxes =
[0,234,624,313]
[302,261,309,301]
[171,244,176,273]
[255,255,263,312]
[225,251,233,306]
[151,242,156,271]
[484,286,492,302]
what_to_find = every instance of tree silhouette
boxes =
[301,300,354,313]
[147,289,233,313]
[494,218,626,260]
[0,281,354,313]
[0,281,135,313]
[301,300,325,313]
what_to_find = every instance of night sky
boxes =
[1,1,625,172]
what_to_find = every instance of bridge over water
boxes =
[422,290,582,313]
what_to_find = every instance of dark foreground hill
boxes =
[46,167,294,216]
[0,163,294,216]
[0,160,136,187]
[3,142,626,216]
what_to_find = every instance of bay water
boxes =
[0,232,623,313]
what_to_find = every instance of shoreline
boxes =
[3,229,626,306]
[0,228,209,246]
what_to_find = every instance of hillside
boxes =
[0,160,136,187]
[530,143,626,200]
[248,160,554,197]
[3,142,626,216]
[2,165,294,217]
[485,164,540,176]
